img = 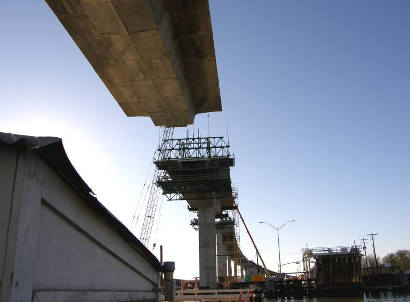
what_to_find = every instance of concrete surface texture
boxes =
[197,200,220,289]
[45,0,221,127]
[216,230,227,278]
[0,133,160,302]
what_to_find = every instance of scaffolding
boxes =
[155,134,240,285]
[156,136,231,160]
[232,189,242,279]
[154,135,235,209]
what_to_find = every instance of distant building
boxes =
[0,133,161,302]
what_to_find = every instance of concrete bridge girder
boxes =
[46,0,221,127]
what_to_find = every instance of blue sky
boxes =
[1,0,409,278]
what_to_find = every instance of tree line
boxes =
[362,249,410,274]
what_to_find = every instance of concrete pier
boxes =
[198,201,220,288]
[227,257,232,278]
[216,229,227,278]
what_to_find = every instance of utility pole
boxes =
[361,237,369,273]
[368,233,379,274]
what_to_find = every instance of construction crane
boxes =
[139,127,174,247]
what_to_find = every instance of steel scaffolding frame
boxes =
[156,136,231,160]
[155,135,234,206]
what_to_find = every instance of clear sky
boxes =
[1,0,409,278]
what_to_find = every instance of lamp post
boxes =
[259,220,295,275]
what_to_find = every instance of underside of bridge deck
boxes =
[45,0,221,127]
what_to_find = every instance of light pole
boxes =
[259,220,295,275]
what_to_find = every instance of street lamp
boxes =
[259,220,295,275]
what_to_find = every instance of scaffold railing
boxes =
[156,136,231,160]
[303,245,362,258]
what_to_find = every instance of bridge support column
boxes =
[216,230,227,279]
[234,261,238,278]
[227,256,232,278]
[198,201,220,289]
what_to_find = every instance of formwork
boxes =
[154,136,235,209]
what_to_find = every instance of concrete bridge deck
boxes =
[46,0,221,127]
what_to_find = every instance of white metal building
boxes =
[0,132,161,302]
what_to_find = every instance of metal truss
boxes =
[163,191,232,202]
[156,136,231,160]
[139,169,162,247]
[139,127,174,248]
[164,192,185,201]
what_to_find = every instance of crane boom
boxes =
[139,127,173,247]
[236,205,271,277]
